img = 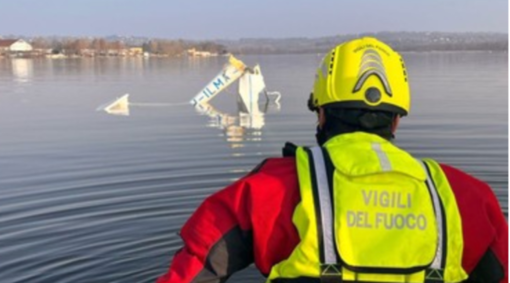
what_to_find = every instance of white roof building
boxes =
[0,39,33,52]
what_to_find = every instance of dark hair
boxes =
[322,108,397,140]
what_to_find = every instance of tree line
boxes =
[29,37,226,56]
[219,32,508,54]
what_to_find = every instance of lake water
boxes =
[0,52,507,283]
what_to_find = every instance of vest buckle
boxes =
[320,264,342,283]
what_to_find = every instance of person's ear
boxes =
[391,115,400,134]
[318,108,326,129]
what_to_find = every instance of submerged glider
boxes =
[190,55,281,113]
[97,93,130,116]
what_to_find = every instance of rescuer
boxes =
[157,37,508,283]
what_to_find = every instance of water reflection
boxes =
[11,58,33,83]
[195,96,280,146]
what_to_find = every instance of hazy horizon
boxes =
[0,30,508,42]
[0,0,507,40]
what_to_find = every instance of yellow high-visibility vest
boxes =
[268,133,467,283]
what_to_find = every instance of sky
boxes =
[0,0,508,39]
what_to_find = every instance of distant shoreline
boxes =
[0,31,507,58]
[0,49,507,60]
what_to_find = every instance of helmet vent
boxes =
[400,57,408,82]
[328,50,336,75]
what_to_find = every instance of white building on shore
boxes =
[0,39,33,54]
[187,48,218,57]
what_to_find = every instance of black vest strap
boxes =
[282,142,299,157]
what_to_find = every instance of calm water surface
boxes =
[0,53,507,283]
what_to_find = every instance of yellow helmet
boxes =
[309,37,410,116]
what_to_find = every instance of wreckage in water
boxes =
[97,93,130,116]
[190,55,281,113]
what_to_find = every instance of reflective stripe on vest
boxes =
[419,160,445,270]
[421,159,467,282]
[309,146,336,265]
[268,134,467,283]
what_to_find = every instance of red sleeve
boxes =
[156,176,255,283]
[157,157,300,282]
[441,164,508,282]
